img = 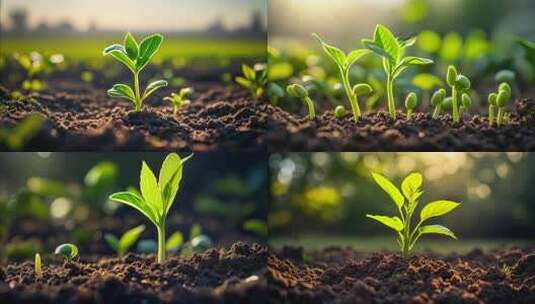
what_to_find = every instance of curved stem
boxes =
[304,96,316,120]
[134,71,142,111]
[341,68,361,121]
[432,105,441,119]
[157,222,166,264]
[497,107,504,127]
[386,74,396,120]
[407,109,413,120]
[451,86,459,123]
[488,105,495,127]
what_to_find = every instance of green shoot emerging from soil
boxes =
[431,89,446,119]
[235,64,267,102]
[404,92,417,120]
[496,83,511,127]
[446,66,471,123]
[459,93,473,117]
[54,244,79,261]
[103,33,168,111]
[362,25,433,119]
[104,225,146,257]
[488,92,497,127]
[164,87,192,115]
[109,153,192,263]
[335,105,346,119]
[35,253,42,277]
[366,172,460,259]
[287,84,316,120]
[313,33,371,121]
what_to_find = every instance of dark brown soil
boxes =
[266,99,535,151]
[267,246,535,304]
[0,82,268,151]
[0,242,268,304]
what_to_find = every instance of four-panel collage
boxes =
[1,0,534,303]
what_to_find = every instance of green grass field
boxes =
[0,37,266,60]
[270,235,532,255]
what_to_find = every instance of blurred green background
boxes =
[269,152,535,253]
[0,152,268,261]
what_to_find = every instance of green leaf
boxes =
[313,33,347,68]
[399,37,417,49]
[103,44,137,72]
[165,231,184,252]
[109,191,158,226]
[4,114,45,150]
[420,200,460,223]
[118,225,145,256]
[235,77,252,88]
[401,172,423,202]
[242,65,256,81]
[398,56,433,67]
[54,244,79,260]
[124,32,139,61]
[362,39,393,63]
[366,214,403,232]
[346,49,371,68]
[137,34,163,71]
[373,24,400,64]
[107,84,136,102]
[142,80,168,101]
[104,234,119,252]
[371,172,404,209]
[412,73,443,91]
[140,161,164,217]
[418,224,457,239]
[159,153,192,215]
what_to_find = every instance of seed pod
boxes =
[54,244,79,260]
[496,90,509,108]
[488,92,497,106]
[447,66,458,86]
[335,105,346,118]
[455,75,471,91]
[286,84,308,98]
[431,88,446,107]
[461,93,472,108]
[353,83,373,96]
[405,92,418,110]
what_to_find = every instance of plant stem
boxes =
[407,109,413,120]
[432,105,441,119]
[488,105,495,127]
[157,223,166,263]
[341,68,361,121]
[304,96,316,120]
[386,75,396,120]
[497,107,504,127]
[451,87,460,123]
[401,209,411,259]
[134,71,142,112]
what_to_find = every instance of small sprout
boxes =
[287,84,316,120]
[445,66,471,123]
[268,83,285,105]
[103,32,168,112]
[431,88,446,119]
[165,231,184,253]
[335,105,346,119]
[404,92,417,120]
[362,24,433,119]
[164,87,192,115]
[191,235,213,253]
[366,172,460,259]
[488,92,497,127]
[313,33,371,121]
[109,153,192,263]
[54,244,79,261]
[35,253,42,277]
[459,93,472,117]
[496,83,511,127]
[235,63,267,102]
[104,225,146,257]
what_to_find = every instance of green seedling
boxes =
[287,84,316,120]
[235,64,267,102]
[104,225,146,257]
[495,70,519,97]
[488,92,497,127]
[366,172,460,259]
[103,33,168,112]
[268,83,285,105]
[459,93,473,117]
[0,114,45,151]
[109,153,192,263]
[35,253,42,277]
[404,92,417,120]
[313,34,371,121]
[446,66,471,123]
[54,244,79,261]
[431,89,446,119]
[335,105,346,119]
[164,87,192,115]
[496,83,511,127]
[362,24,433,119]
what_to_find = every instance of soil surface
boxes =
[0,242,268,304]
[0,82,268,151]
[266,98,535,151]
[268,246,535,304]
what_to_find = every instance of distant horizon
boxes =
[1,0,266,32]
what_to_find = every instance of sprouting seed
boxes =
[287,84,316,120]
[335,105,346,119]
[431,88,446,119]
[164,87,192,115]
[404,92,417,120]
[35,253,42,277]
[54,244,79,261]
[445,66,471,123]
[459,93,472,117]
[488,92,497,127]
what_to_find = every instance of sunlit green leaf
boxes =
[140,161,164,216]
[366,214,403,232]
[373,24,400,64]
[124,32,139,61]
[313,33,347,68]
[109,191,158,226]
[118,225,145,256]
[165,231,183,252]
[103,44,137,72]
[401,172,423,202]
[418,224,457,239]
[137,34,163,70]
[420,200,460,223]
[107,84,136,102]
[371,172,404,209]
[142,80,168,101]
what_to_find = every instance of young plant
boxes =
[496,83,511,127]
[446,66,471,123]
[430,88,446,119]
[103,33,168,112]
[404,92,417,120]
[286,84,316,120]
[459,93,473,117]
[313,34,371,121]
[488,93,497,127]
[109,153,192,263]
[34,253,42,277]
[335,105,346,119]
[54,244,79,261]
[104,225,146,257]
[362,24,433,119]
[235,64,267,102]
[164,87,192,115]
[366,172,460,259]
